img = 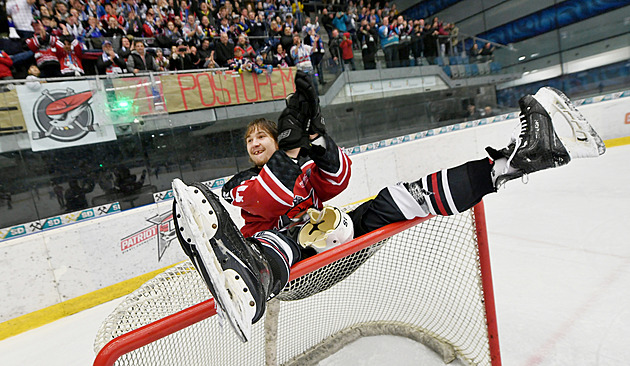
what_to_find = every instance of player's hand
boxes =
[294,70,317,111]
[277,106,309,151]
[294,70,325,135]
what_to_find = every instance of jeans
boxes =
[343,58,356,71]
[10,51,34,66]
[313,62,324,84]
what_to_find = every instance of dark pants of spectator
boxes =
[412,39,424,61]
[39,64,63,78]
[362,53,376,70]
[251,39,264,52]
[343,58,356,71]
[398,43,411,67]
[17,30,34,40]
[383,45,399,68]
[313,61,325,84]
[10,51,34,66]
[329,57,342,74]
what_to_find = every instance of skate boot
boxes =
[486,93,571,187]
[533,87,606,159]
[172,179,273,342]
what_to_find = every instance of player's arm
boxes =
[285,70,351,198]
[305,134,352,201]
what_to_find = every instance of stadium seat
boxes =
[450,65,460,78]
[490,62,501,73]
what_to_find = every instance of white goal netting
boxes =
[94,205,499,366]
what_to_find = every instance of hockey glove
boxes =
[294,70,326,136]
[294,70,318,112]
[309,109,326,136]
[277,106,309,151]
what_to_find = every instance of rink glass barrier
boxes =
[0,64,509,233]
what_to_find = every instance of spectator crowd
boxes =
[1,0,493,87]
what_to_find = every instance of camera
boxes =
[178,46,187,52]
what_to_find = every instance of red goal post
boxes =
[94,202,501,366]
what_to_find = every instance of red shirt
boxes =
[222,135,352,237]
[26,35,62,67]
[58,40,85,75]
[0,51,13,78]
[340,39,353,60]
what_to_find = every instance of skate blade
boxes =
[172,179,256,342]
[195,241,256,342]
[172,179,219,242]
[534,87,606,159]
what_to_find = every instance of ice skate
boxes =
[486,93,571,186]
[172,179,272,342]
[533,86,606,159]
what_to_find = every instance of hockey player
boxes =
[172,71,605,342]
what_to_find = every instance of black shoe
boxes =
[172,179,272,342]
[486,94,571,186]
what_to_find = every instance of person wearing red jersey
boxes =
[171,71,605,342]
[100,2,124,29]
[58,36,86,76]
[26,20,63,78]
[0,51,14,80]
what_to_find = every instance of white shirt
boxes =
[7,0,34,32]
[290,44,313,71]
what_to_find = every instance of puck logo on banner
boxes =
[17,81,117,151]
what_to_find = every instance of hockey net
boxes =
[93,202,500,366]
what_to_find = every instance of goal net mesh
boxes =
[94,207,495,366]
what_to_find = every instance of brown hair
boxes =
[244,118,278,142]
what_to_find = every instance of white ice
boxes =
[1,144,628,366]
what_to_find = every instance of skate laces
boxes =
[504,113,527,174]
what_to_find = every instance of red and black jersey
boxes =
[26,35,62,68]
[222,135,352,238]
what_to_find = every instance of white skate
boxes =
[534,87,606,159]
[172,179,258,342]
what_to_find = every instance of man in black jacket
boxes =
[213,32,234,67]
[279,26,294,57]
[321,8,334,39]
[126,40,160,73]
[328,28,343,72]
[358,19,378,70]
[169,44,195,71]
[248,12,266,51]
[96,40,127,75]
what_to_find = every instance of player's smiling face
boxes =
[247,127,278,167]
